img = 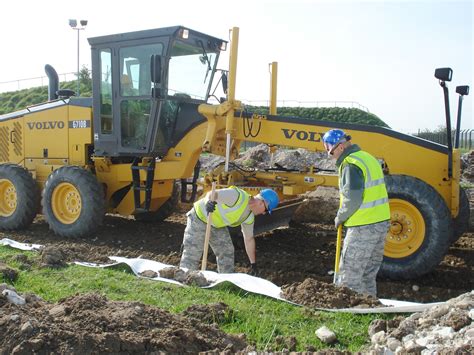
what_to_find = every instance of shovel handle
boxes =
[201,182,216,271]
[333,225,343,283]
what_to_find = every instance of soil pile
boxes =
[0,287,247,354]
[281,278,383,309]
[461,151,474,228]
[367,291,473,353]
[182,302,231,324]
[140,266,210,287]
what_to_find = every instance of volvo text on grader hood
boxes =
[0,26,470,280]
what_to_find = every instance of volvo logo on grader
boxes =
[281,128,324,142]
[27,121,65,130]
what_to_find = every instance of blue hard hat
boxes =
[322,129,351,151]
[322,129,347,146]
[259,189,279,214]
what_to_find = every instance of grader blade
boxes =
[253,198,305,235]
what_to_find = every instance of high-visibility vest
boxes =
[194,186,254,228]
[339,150,390,227]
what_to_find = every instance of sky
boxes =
[1,0,472,134]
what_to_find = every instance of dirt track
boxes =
[2,204,473,304]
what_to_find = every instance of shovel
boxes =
[333,224,343,284]
[201,182,216,271]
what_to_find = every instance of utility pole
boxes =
[69,19,88,96]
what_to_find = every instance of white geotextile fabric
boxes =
[0,238,43,251]
[1,238,442,313]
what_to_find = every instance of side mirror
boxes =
[434,67,453,82]
[221,72,228,94]
[150,54,162,84]
[456,85,469,96]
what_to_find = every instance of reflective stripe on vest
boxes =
[339,150,390,227]
[194,187,254,228]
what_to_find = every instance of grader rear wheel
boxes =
[379,175,452,280]
[51,182,82,224]
[385,198,425,259]
[452,187,470,243]
[42,166,105,237]
[0,164,39,230]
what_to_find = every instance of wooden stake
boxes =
[201,182,216,271]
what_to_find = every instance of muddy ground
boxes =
[1,203,473,353]
[1,203,473,304]
[0,292,249,354]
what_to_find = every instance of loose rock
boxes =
[315,325,337,344]
[367,291,474,353]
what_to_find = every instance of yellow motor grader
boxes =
[0,26,469,280]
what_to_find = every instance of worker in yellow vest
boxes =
[323,129,390,297]
[179,187,279,275]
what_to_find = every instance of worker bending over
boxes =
[179,186,279,275]
[323,129,390,297]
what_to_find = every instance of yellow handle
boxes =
[334,225,343,282]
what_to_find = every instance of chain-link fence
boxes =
[416,129,474,150]
[0,73,76,93]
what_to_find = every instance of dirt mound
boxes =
[140,266,210,286]
[292,187,339,224]
[281,278,383,309]
[0,291,247,354]
[182,302,231,324]
[40,246,67,268]
[0,263,18,282]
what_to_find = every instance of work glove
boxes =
[205,200,217,214]
[334,217,343,228]
[249,263,258,277]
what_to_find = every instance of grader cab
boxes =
[0,26,470,280]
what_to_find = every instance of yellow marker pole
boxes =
[333,225,343,284]
[269,61,278,115]
[201,182,217,271]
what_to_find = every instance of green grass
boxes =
[0,245,391,352]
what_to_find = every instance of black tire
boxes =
[0,164,40,230]
[42,166,104,237]
[452,187,470,243]
[134,181,179,222]
[379,175,452,280]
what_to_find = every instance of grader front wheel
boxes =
[379,175,452,280]
[42,166,105,237]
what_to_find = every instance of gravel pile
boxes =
[199,144,335,172]
[367,291,473,353]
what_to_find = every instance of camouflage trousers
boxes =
[336,220,390,297]
[179,209,235,273]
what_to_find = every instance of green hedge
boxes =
[248,106,389,128]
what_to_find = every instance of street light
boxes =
[69,19,88,96]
